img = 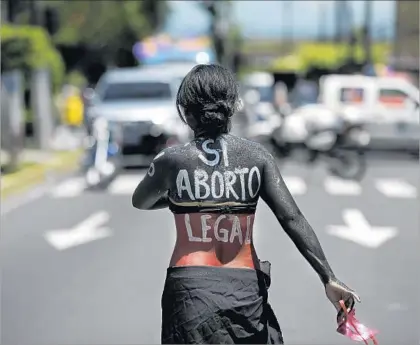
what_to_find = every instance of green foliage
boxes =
[242,40,285,55]
[237,65,263,79]
[297,43,349,68]
[45,0,166,63]
[297,42,391,67]
[371,43,392,64]
[65,70,87,88]
[270,42,392,72]
[228,24,243,46]
[270,54,307,73]
[1,24,65,92]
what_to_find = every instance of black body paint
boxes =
[132,134,336,284]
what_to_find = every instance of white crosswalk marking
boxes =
[50,177,86,198]
[375,179,417,198]
[324,176,362,196]
[49,172,418,201]
[108,174,145,195]
[283,176,307,195]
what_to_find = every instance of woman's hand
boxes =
[325,278,361,314]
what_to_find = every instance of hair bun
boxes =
[202,101,229,127]
[203,100,232,125]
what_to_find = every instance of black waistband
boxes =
[169,202,257,215]
[167,265,257,279]
[166,262,271,288]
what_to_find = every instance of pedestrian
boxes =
[132,64,360,344]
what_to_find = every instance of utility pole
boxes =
[282,1,294,52]
[219,1,232,68]
[202,0,225,64]
[318,2,328,42]
[143,0,164,32]
[363,0,372,65]
[334,0,341,43]
[344,1,357,63]
[29,0,40,25]
[6,0,19,23]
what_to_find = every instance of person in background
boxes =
[64,86,84,130]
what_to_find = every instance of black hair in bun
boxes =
[176,64,240,137]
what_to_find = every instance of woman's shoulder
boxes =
[157,136,272,165]
[226,134,272,157]
[152,142,197,164]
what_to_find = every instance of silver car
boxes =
[87,64,196,167]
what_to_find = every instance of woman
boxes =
[132,64,360,344]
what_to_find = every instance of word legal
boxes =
[184,214,253,245]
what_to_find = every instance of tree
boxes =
[44,0,167,66]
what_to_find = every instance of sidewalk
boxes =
[1,126,85,199]
[1,149,83,200]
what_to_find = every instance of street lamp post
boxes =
[282,1,294,53]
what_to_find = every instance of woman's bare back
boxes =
[165,134,265,268]
[170,212,258,268]
[133,133,337,283]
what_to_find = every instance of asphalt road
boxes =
[1,157,418,345]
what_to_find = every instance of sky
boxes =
[164,1,396,39]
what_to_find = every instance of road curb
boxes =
[1,150,83,200]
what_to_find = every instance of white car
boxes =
[87,64,196,167]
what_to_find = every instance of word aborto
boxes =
[176,139,262,201]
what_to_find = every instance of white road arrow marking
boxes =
[375,178,417,198]
[324,176,361,195]
[50,177,86,198]
[326,209,398,248]
[44,211,112,251]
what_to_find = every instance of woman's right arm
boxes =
[149,192,169,210]
[259,150,336,285]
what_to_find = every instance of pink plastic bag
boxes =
[337,300,379,344]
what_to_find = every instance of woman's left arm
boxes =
[132,150,171,210]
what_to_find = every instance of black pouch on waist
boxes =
[259,260,272,289]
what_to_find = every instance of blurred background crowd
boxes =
[1,1,419,345]
[0,0,418,175]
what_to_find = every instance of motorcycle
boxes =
[270,106,370,181]
[82,117,122,187]
[306,119,369,180]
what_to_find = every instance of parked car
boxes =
[86,63,196,167]
[318,74,419,154]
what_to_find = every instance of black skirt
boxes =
[161,262,284,344]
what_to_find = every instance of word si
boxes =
[184,213,252,245]
[176,138,261,200]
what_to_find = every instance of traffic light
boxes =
[44,7,59,36]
